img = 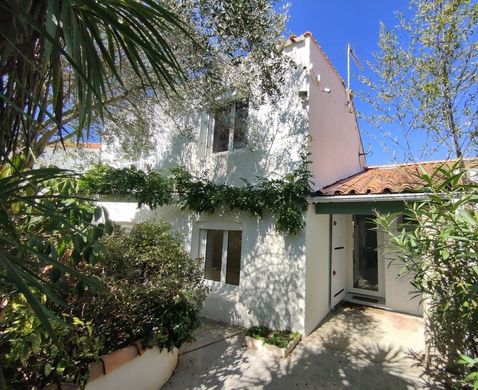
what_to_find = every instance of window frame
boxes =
[197,222,243,287]
[211,100,249,154]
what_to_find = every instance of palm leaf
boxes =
[0,0,196,164]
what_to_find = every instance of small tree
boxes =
[376,161,478,388]
[2,0,290,164]
[361,0,478,161]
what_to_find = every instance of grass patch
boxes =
[246,326,300,348]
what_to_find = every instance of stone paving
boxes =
[164,304,430,390]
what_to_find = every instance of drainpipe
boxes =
[328,215,333,309]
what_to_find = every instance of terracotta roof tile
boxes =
[318,159,478,196]
[46,142,101,150]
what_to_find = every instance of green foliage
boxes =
[375,161,478,387]
[1,222,206,388]
[458,355,478,389]
[361,0,478,160]
[80,164,174,208]
[80,160,312,235]
[0,0,190,164]
[246,326,300,349]
[2,0,289,166]
[0,162,113,339]
[79,222,207,353]
[1,296,101,389]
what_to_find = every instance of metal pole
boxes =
[347,43,350,93]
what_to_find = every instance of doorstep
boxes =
[344,292,386,309]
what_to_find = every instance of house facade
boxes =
[42,33,423,335]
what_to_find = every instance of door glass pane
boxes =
[233,101,248,149]
[353,216,378,291]
[226,230,242,286]
[204,230,223,282]
[213,107,231,153]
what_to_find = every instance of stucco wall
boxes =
[307,38,365,190]
[383,221,423,316]
[101,46,310,188]
[304,207,330,335]
[36,145,101,172]
[98,202,307,333]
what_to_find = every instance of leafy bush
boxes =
[0,163,113,338]
[77,222,207,353]
[1,296,101,389]
[376,162,478,388]
[79,164,173,208]
[246,326,300,348]
[1,222,207,388]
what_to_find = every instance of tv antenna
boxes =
[347,43,363,103]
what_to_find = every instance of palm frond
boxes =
[0,0,194,164]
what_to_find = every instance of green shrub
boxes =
[246,326,300,349]
[376,162,478,388]
[80,222,207,353]
[79,157,313,235]
[0,296,102,389]
[1,222,207,388]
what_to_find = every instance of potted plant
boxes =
[245,326,301,358]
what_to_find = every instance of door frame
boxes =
[347,215,385,298]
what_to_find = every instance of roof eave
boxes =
[311,192,429,203]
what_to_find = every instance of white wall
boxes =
[86,347,177,390]
[304,208,330,335]
[382,221,423,315]
[307,38,365,190]
[98,201,195,253]
[99,202,307,333]
[36,145,101,172]
[102,46,310,188]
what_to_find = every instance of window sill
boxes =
[211,147,249,157]
[204,279,240,290]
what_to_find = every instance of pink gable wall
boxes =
[305,36,365,190]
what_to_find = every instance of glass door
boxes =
[352,215,383,297]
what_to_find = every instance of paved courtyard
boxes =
[164,304,429,389]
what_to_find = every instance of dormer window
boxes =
[212,100,248,153]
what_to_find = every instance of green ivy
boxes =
[80,157,313,235]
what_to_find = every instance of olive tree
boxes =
[361,0,478,161]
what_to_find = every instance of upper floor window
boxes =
[212,100,248,153]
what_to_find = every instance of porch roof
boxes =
[317,159,477,196]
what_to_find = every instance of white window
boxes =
[199,229,242,286]
[212,101,248,153]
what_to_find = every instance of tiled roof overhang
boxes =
[317,159,478,196]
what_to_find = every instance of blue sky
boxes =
[286,0,411,165]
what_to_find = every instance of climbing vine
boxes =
[80,159,312,235]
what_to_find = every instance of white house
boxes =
[43,32,425,335]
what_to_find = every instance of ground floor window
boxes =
[200,229,242,286]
